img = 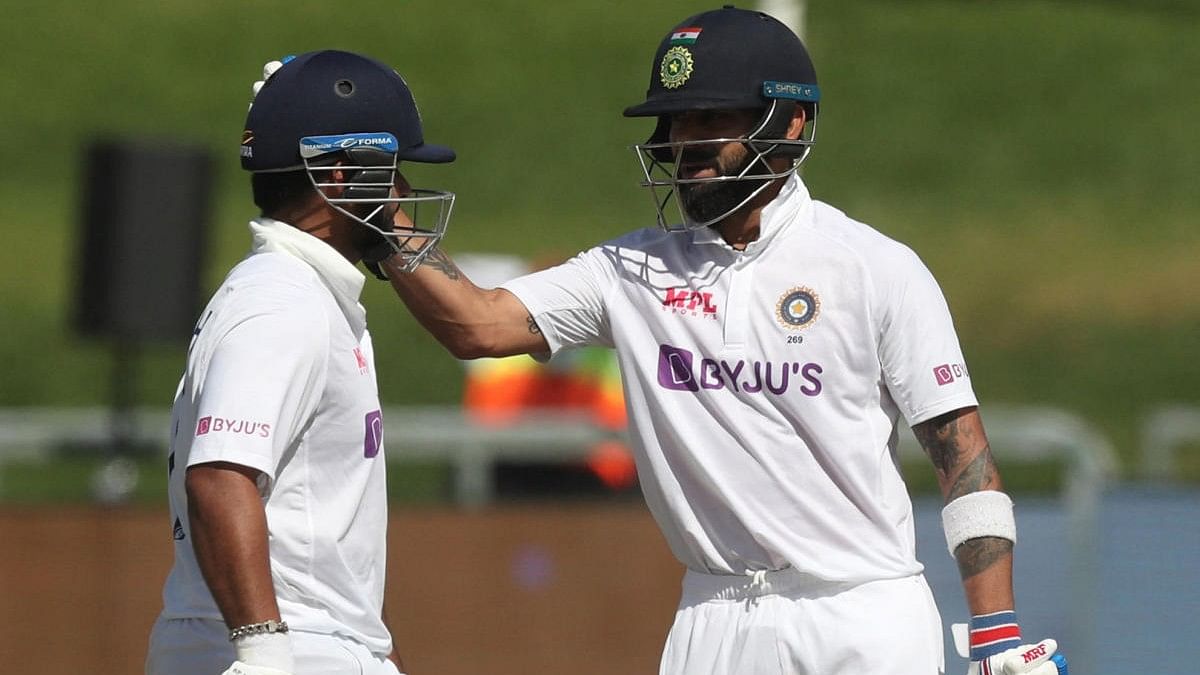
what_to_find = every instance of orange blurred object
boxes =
[585,440,639,491]
[462,350,634,490]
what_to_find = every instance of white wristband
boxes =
[234,631,294,673]
[941,490,1016,557]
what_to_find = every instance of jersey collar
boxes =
[249,217,368,336]
[690,173,812,255]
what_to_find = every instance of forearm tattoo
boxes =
[955,537,1013,580]
[913,411,998,501]
[913,411,967,475]
[419,248,461,280]
[946,449,999,501]
[914,410,1010,579]
[526,314,541,335]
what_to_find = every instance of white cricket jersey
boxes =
[159,218,392,656]
[502,175,977,582]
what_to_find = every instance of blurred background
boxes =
[0,0,1197,673]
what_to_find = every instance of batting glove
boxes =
[225,629,293,675]
[220,661,292,675]
[362,239,399,280]
[248,55,294,107]
[952,611,1068,675]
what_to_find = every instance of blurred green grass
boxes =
[0,0,1197,488]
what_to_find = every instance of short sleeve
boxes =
[876,247,978,426]
[188,304,327,479]
[500,246,615,357]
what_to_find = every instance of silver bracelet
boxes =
[228,619,289,642]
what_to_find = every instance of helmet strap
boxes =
[647,116,674,163]
[748,99,802,157]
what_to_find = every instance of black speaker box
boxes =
[74,139,214,341]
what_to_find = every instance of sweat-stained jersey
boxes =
[156,218,392,657]
[502,175,977,582]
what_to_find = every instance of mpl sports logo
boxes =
[933,362,970,386]
[662,287,718,320]
[299,132,399,159]
[657,344,823,396]
[353,347,369,374]
[195,416,271,438]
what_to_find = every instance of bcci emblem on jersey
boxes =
[776,287,820,330]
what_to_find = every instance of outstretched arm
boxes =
[377,248,548,359]
[912,406,1014,614]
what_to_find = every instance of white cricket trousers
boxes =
[145,617,402,675]
[660,568,945,675]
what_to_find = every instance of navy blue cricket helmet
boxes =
[240,50,456,274]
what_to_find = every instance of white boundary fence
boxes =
[1140,404,1200,481]
[0,404,1123,503]
[0,406,620,505]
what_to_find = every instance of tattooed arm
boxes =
[378,246,549,359]
[912,406,1016,614]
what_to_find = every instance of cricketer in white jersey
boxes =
[372,7,1066,674]
[146,218,396,675]
[503,173,959,672]
[147,48,458,675]
[503,173,975,582]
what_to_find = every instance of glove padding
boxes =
[220,661,292,675]
[361,239,397,280]
[952,624,1067,674]
[969,641,1066,675]
[251,60,283,98]
[248,56,293,108]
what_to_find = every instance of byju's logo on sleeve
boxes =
[195,416,271,437]
[363,410,383,458]
[933,363,970,386]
